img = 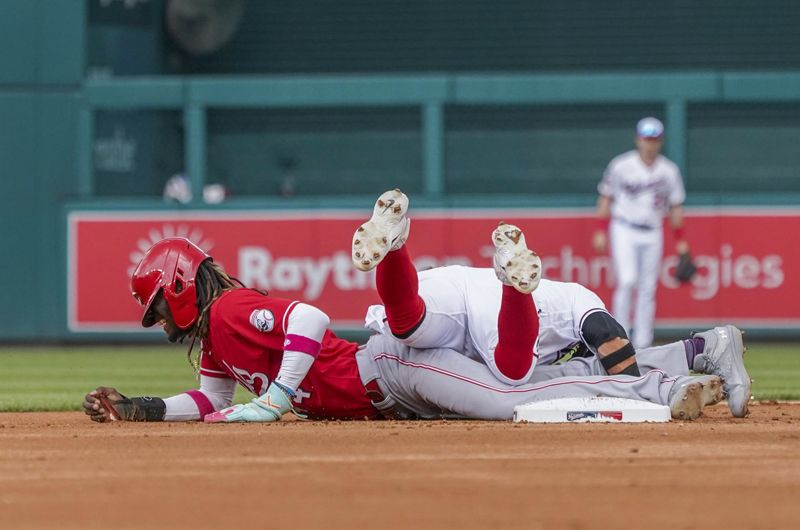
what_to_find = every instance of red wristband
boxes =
[597,218,610,231]
[674,227,685,240]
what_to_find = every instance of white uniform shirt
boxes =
[598,150,686,228]
[364,267,608,377]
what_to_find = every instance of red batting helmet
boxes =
[131,237,210,330]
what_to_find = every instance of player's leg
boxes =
[353,189,471,350]
[490,222,542,382]
[609,221,638,336]
[631,233,663,349]
[352,189,423,336]
[580,311,641,376]
[566,284,641,377]
[635,342,691,376]
[359,334,722,421]
[688,326,751,417]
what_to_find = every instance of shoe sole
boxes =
[352,189,409,271]
[725,325,751,418]
[493,223,542,294]
[702,375,725,407]
[671,376,723,420]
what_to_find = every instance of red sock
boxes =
[494,285,539,381]
[376,246,426,336]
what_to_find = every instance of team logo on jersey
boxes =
[250,309,275,332]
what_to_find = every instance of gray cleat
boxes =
[668,375,724,420]
[692,326,750,418]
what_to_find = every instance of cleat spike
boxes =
[351,189,410,271]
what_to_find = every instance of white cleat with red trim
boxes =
[492,222,542,295]
[352,189,410,271]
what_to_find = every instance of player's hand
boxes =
[676,240,690,255]
[592,230,608,253]
[82,387,124,423]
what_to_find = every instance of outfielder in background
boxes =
[592,117,692,350]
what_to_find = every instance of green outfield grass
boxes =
[0,346,254,412]
[1,343,799,412]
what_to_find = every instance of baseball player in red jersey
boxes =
[84,237,381,422]
[84,235,729,423]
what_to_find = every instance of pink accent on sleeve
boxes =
[184,390,215,418]
[283,334,322,358]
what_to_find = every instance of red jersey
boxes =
[200,289,379,420]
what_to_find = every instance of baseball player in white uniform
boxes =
[592,117,690,350]
[351,189,751,418]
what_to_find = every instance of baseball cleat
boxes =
[668,375,724,420]
[352,189,410,271]
[491,222,542,294]
[691,326,750,418]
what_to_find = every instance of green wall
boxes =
[2,1,800,341]
[180,0,800,74]
[0,0,83,339]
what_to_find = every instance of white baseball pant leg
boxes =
[525,341,690,385]
[357,334,678,421]
[610,220,663,349]
[632,231,663,349]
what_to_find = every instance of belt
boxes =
[364,379,397,420]
[615,218,656,231]
[364,379,384,402]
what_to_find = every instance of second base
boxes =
[513,397,671,423]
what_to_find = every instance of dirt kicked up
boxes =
[1,403,799,530]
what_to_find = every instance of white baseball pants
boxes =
[610,220,663,349]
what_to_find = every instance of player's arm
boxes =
[668,165,689,254]
[204,302,331,423]
[592,194,613,253]
[668,204,689,254]
[236,303,330,417]
[273,303,330,394]
[82,375,237,423]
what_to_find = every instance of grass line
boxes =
[1,344,799,412]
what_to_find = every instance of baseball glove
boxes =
[674,252,697,282]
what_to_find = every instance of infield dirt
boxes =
[1,403,799,529]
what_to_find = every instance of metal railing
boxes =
[78,71,800,203]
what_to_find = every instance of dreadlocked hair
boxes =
[185,259,249,379]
